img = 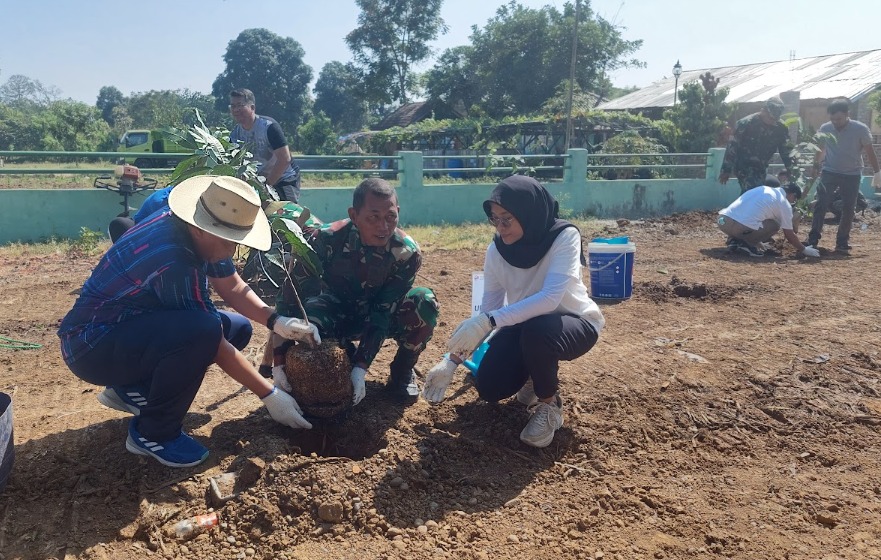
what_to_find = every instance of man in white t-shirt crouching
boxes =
[717,177,820,258]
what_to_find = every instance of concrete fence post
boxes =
[564,148,588,187]
[397,151,423,190]
[707,148,725,180]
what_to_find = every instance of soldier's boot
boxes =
[387,349,420,402]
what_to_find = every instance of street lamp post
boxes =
[672,60,682,106]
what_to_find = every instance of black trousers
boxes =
[67,310,252,441]
[475,313,598,402]
[807,171,861,248]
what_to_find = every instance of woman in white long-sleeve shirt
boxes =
[423,175,604,448]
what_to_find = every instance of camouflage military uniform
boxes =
[722,113,795,193]
[282,219,438,377]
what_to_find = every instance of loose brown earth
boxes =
[3,210,881,560]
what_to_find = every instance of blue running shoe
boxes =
[97,383,150,415]
[125,420,209,468]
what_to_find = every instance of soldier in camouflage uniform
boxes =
[280,178,438,403]
[719,97,795,193]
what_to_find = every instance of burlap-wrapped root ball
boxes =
[285,340,352,418]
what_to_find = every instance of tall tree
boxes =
[96,85,125,127]
[211,28,313,133]
[0,104,41,150]
[662,81,734,153]
[126,90,188,129]
[0,74,60,107]
[314,61,368,133]
[424,46,480,112]
[346,0,447,106]
[298,112,337,155]
[34,100,111,151]
[427,1,642,118]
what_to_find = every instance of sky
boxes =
[3,0,880,105]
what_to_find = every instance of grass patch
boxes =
[0,236,112,258]
[405,218,599,253]
[0,219,601,257]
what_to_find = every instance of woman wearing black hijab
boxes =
[423,175,604,448]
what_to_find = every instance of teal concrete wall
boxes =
[0,148,875,244]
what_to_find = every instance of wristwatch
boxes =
[266,312,280,330]
[486,313,496,328]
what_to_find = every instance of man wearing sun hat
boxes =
[58,175,320,468]
[719,96,796,193]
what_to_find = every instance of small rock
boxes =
[387,527,404,538]
[245,548,255,557]
[318,501,344,524]
[414,518,424,526]
[504,498,521,508]
[392,541,407,550]
[390,477,404,488]
[468,497,478,505]
[417,525,428,534]
[237,457,266,487]
[507,534,520,543]
[400,482,410,491]
[426,520,439,530]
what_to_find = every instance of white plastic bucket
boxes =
[588,239,635,300]
[0,392,12,493]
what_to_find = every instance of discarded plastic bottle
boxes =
[173,512,219,539]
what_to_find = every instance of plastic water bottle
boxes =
[173,512,219,539]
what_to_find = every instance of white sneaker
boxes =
[516,378,538,405]
[519,395,563,448]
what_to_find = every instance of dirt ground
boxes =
[3,210,881,560]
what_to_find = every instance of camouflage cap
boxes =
[765,96,785,118]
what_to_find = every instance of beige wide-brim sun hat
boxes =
[168,175,271,251]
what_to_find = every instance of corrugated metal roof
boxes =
[598,49,881,110]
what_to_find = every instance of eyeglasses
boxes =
[228,103,249,110]
[488,215,515,228]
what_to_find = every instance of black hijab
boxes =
[482,175,586,269]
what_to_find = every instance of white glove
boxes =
[802,245,820,258]
[350,366,367,406]
[757,241,772,251]
[447,313,493,358]
[422,357,459,403]
[261,387,312,430]
[273,315,321,346]
[271,364,292,392]
[873,171,881,189]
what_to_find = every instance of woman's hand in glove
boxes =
[447,313,493,357]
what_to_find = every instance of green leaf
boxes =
[271,217,323,278]
[210,164,238,177]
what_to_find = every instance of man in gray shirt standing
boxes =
[229,88,302,202]
[806,98,881,254]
